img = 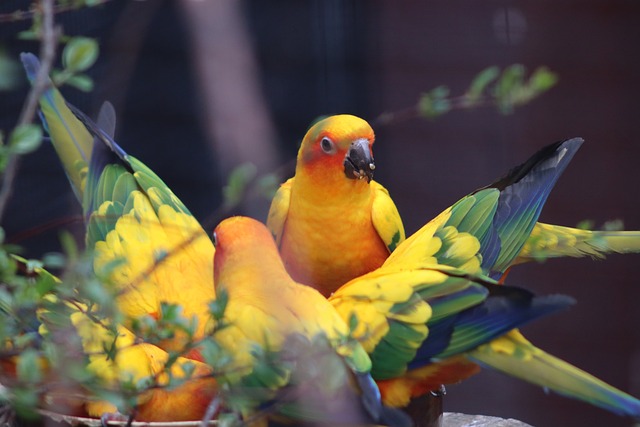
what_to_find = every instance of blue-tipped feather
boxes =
[408,286,574,370]
[479,138,583,277]
[468,331,640,419]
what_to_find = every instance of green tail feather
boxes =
[519,223,640,263]
[20,52,93,200]
[467,331,640,419]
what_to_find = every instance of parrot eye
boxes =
[212,232,218,248]
[320,137,337,155]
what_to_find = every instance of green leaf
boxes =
[528,66,558,93]
[63,37,99,72]
[65,73,94,92]
[494,64,525,114]
[16,348,42,383]
[418,85,451,119]
[256,173,280,200]
[0,48,21,91]
[209,289,228,321]
[223,163,257,207]
[576,219,595,230]
[465,66,500,106]
[9,124,42,155]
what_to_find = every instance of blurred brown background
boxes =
[2,1,640,426]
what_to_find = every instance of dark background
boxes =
[1,1,640,426]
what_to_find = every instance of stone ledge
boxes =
[443,412,533,427]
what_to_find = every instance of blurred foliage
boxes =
[378,64,558,124]
[222,162,280,210]
[420,64,558,119]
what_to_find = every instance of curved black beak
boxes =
[343,138,375,182]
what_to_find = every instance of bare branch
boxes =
[0,0,61,222]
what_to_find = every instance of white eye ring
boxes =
[320,137,337,154]
[212,231,218,247]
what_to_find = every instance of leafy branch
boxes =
[375,64,558,126]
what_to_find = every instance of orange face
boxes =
[212,216,280,284]
[298,115,376,183]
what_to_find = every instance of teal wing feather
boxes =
[438,138,583,279]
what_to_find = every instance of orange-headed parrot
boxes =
[267,115,640,294]
[267,114,640,418]
[211,216,412,426]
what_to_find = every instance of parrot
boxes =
[266,114,640,417]
[210,216,580,424]
[0,257,218,422]
[21,53,215,356]
[267,114,640,293]
[211,215,411,426]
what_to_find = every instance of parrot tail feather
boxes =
[468,330,640,419]
[518,224,640,264]
[20,52,94,200]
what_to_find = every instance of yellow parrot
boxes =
[210,215,412,426]
[268,114,640,292]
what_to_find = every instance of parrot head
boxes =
[212,216,287,287]
[297,115,376,183]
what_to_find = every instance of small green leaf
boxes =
[223,163,257,207]
[576,219,595,230]
[16,348,42,383]
[9,124,42,155]
[418,85,451,119]
[63,37,99,72]
[65,74,94,92]
[256,173,280,200]
[528,66,558,93]
[348,312,359,333]
[0,48,21,91]
[465,66,500,106]
[209,289,228,321]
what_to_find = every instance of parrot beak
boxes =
[343,138,375,183]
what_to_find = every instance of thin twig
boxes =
[0,0,112,23]
[0,0,60,222]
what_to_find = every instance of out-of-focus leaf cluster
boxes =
[418,64,558,119]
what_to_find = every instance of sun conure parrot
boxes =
[21,53,215,355]
[267,115,640,294]
[209,216,584,424]
[1,258,218,422]
[267,115,640,417]
[210,216,414,426]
